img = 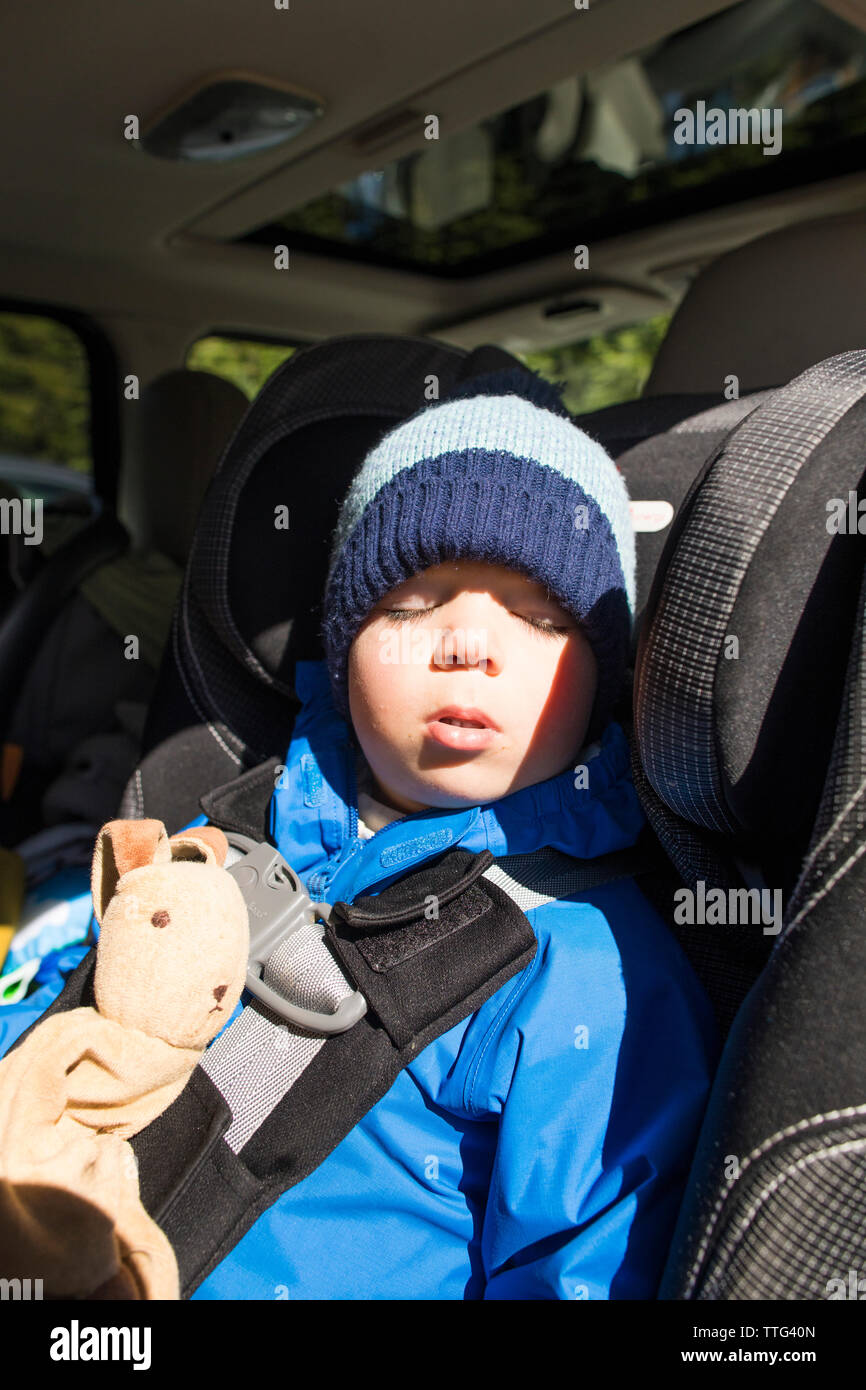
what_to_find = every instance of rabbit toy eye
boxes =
[151,910,171,928]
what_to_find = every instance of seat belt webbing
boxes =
[200,919,355,1152]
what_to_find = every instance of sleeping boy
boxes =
[0,364,719,1299]
[189,364,720,1299]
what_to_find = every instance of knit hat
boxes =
[320,366,635,744]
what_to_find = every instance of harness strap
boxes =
[200,916,355,1153]
[132,846,537,1295]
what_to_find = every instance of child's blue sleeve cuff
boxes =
[0,943,92,1058]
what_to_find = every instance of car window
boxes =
[239,0,866,277]
[186,335,298,400]
[0,310,92,501]
[520,312,672,414]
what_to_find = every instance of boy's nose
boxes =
[430,599,501,673]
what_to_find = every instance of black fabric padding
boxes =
[660,846,866,1300]
[228,415,394,680]
[327,862,534,1050]
[132,1065,234,1220]
[178,581,301,765]
[127,703,253,837]
[660,557,866,1300]
[332,844,496,926]
[635,446,726,666]
[340,881,495,974]
[619,393,776,654]
[716,403,866,848]
[199,755,283,844]
[624,778,774,1039]
[575,392,737,458]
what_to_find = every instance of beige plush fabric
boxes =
[0,819,249,1299]
[0,1009,193,1298]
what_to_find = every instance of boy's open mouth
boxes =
[429,706,499,730]
[426,707,499,750]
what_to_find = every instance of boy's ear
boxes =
[91,819,171,924]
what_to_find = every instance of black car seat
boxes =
[634,350,866,1298]
[115,332,865,1300]
[0,369,248,846]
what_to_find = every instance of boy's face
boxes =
[347,559,598,814]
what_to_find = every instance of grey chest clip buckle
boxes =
[224,833,367,1035]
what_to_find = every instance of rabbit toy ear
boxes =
[91,820,171,924]
[166,826,228,866]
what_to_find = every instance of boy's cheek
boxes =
[539,643,597,737]
[348,632,414,728]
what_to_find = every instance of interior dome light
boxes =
[138,75,324,162]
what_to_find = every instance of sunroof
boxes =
[240,0,866,278]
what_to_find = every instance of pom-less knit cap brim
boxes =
[320,373,635,741]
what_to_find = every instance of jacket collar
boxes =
[271,661,645,900]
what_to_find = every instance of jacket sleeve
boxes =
[0,943,92,1058]
[476,890,719,1300]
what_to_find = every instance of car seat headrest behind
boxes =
[635,350,866,893]
[644,210,866,396]
[119,368,249,566]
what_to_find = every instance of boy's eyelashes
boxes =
[381,606,571,637]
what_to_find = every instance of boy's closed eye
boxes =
[380,605,574,636]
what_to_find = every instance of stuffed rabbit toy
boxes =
[0,818,249,1300]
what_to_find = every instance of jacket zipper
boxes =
[310,784,419,897]
[308,746,387,896]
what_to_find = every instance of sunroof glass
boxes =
[240,0,866,277]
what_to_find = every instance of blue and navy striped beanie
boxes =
[320,366,635,743]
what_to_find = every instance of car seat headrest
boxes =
[635,350,866,885]
[119,368,249,566]
[644,210,866,396]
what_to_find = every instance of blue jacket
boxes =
[0,660,719,1300]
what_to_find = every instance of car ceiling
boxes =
[2,0,865,371]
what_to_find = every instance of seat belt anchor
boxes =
[224,834,367,1035]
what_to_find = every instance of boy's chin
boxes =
[401,769,521,811]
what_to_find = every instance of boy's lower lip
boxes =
[425,719,498,750]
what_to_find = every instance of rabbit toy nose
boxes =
[213,985,227,1003]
